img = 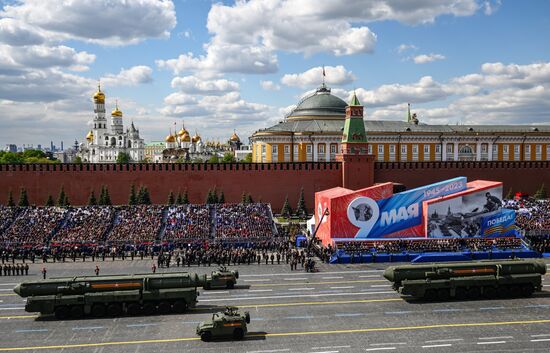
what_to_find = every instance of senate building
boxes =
[250,84,550,163]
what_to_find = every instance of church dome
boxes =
[86,130,94,141]
[93,88,105,104]
[181,131,191,143]
[165,133,176,143]
[287,84,347,120]
[177,126,188,137]
[111,104,123,117]
[230,131,240,142]
[192,132,201,143]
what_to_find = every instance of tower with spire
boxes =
[337,92,374,189]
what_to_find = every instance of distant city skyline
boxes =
[0,0,549,147]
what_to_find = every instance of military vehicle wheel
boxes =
[142,302,155,315]
[54,306,69,320]
[107,303,122,317]
[70,305,84,319]
[423,289,437,301]
[497,286,510,298]
[172,300,187,313]
[509,285,522,298]
[437,288,450,301]
[127,303,141,316]
[521,284,534,297]
[233,328,244,340]
[91,304,106,317]
[245,312,250,324]
[483,286,497,298]
[467,287,481,299]
[226,281,234,289]
[455,287,467,299]
[158,301,171,314]
[201,331,212,342]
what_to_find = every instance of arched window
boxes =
[459,145,473,154]
[110,137,116,146]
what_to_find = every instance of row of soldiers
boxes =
[1,263,29,276]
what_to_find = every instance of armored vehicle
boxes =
[205,266,239,289]
[14,272,206,319]
[384,259,546,300]
[196,306,250,341]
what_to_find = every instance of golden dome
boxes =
[111,100,122,117]
[165,132,177,143]
[86,130,94,141]
[230,130,240,142]
[192,131,201,143]
[93,82,105,103]
[177,126,189,137]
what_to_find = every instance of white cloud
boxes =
[281,65,356,88]
[413,53,446,64]
[1,0,177,45]
[0,18,45,46]
[1,44,95,70]
[397,43,418,54]
[171,76,240,95]
[101,66,153,87]
[483,0,502,15]
[260,80,281,91]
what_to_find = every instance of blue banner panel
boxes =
[480,208,516,237]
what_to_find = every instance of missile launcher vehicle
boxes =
[205,266,239,289]
[14,272,206,319]
[196,306,250,341]
[383,259,546,300]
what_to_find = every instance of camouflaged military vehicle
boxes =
[204,266,239,289]
[196,306,250,341]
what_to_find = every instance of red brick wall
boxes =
[374,161,550,195]
[0,163,342,211]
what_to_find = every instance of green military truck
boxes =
[14,272,206,319]
[383,259,547,300]
[196,306,250,341]
[205,266,239,289]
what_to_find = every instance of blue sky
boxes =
[1,0,549,148]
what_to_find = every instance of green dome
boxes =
[288,85,347,119]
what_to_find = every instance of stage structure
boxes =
[314,177,516,246]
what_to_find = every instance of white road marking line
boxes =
[422,344,452,348]
[311,346,350,349]
[244,279,272,282]
[531,338,550,342]
[384,311,413,315]
[479,306,504,310]
[425,339,463,343]
[322,276,344,279]
[284,278,308,281]
[248,289,273,292]
[477,341,506,345]
[369,343,407,346]
[285,315,314,319]
[329,286,354,289]
[0,307,25,310]
[319,290,344,293]
[0,283,17,286]
[181,321,201,324]
[247,349,290,353]
[310,351,339,353]
[371,285,391,287]
[0,289,14,291]
[335,313,364,317]
[126,323,159,327]
[15,329,48,333]
[365,348,396,351]
[199,291,394,302]
[359,275,381,278]
[288,287,314,291]
[478,336,513,340]
[72,326,104,330]
[201,291,229,295]
[525,304,550,308]
[531,334,550,337]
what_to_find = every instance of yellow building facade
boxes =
[251,86,550,163]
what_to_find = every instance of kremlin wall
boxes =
[0,160,549,210]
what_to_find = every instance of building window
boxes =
[424,145,430,154]
[481,144,488,153]
[547,145,550,160]
[368,144,373,154]
[378,145,384,154]
[503,145,509,154]
[330,144,337,154]
[401,145,407,154]
[272,145,278,154]
[319,144,325,154]
[389,145,395,154]
[514,145,520,153]
[412,145,418,154]
[261,145,266,154]
[435,145,441,154]
[284,145,290,154]
[306,145,312,154]
[459,145,473,154]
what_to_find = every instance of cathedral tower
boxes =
[92,82,108,144]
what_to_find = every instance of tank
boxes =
[13,272,206,319]
[383,259,547,300]
[205,266,239,289]
[196,306,250,341]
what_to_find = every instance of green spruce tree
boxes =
[246,193,253,204]
[176,192,183,205]
[218,191,225,204]
[505,187,514,200]
[182,190,189,204]
[280,195,292,218]
[206,189,213,204]
[98,186,106,205]
[6,190,15,207]
[103,187,112,206]
[128,184,137,205]
[167,191,175,205]
[45,194,54,207]
[57,186,66,207]
[241,192,247,204]
[296,187,307,218]
[534,183,547,199]
[18,188,29,207]
[88,191,97,206]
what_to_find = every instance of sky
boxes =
[0,0,549,148]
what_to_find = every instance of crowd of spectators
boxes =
[0,206,18,234]
[526,235,550,254]
[164,205,211,240]
[107,206,163,243]
[215,203,274,238]
[504,198,550,231]
[51,207,115,243]
[1,207,66,244]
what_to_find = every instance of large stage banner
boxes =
[426,184,505,237]
[480,208,516,237]
[350,177,467,238]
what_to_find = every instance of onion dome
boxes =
[86,130,94,141]
[177,124,189,138]
[192,131,201,143]
[181,131,191,143]
[230,130,240,142]
[111,100,123,117]
[165,131,176,143]
[93,82,105,103]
